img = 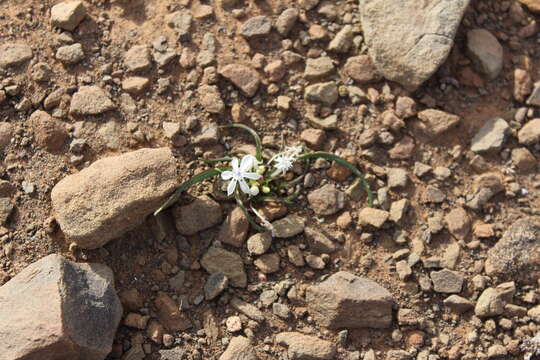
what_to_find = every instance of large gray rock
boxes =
[485,217,540,282]
[306,271,393,329]
[0,254,122,360]
[360,0,469,90]
[51,148,177,249]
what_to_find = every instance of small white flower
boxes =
[251,206,276,237]
[221,155,262,196]
[270,146,303,177]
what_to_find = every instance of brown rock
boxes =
[395,96,417,118]
[198,85,225,114]
[254,253,280,274]
[155,292,192,331]
[0,254,122,360]
[415,109,461,140]
[201,247,247,287]
[300,128,326,149]
[69,86,115,116]
[445,207,471,240]
[518,118,540,145]
[264,60,286,82]
[218,207,249,248]
[306,271,393,329]
[275,332,336,360]
[0,43,33,68]
[122,76,150,95]
[344,55,379,83]
[173,195,222,236]
[514,68,532,102]
[0,122,13,150]
[147,320,165,344]
[219,64,260,97]
[30,110,67,152]
[511,147,537,172]
[50,0,86,31]
[358,207,389,228]
[388,136,415,160]
[51,148,177,249]
[219,336,259,360]
[307,184,345,216]
[517,0,540,13]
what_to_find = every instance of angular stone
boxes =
[430,269,463,294]
[360,0,469,90]
[344,55,379,83]
[52,148,177,249]
[512,147,537,172]
[230,297,264,322]
[466,29,503,80]
[122,76,150,95]
[0,122,13,150]
[443,295,474,314]
[30,110,68,152]
[254,253,280,274]
[154,292,192,331]
[173,195,222,235]
[198,85,225,114]
[276,8,299,36]
[307,184,345,216]
[415,109,461,140]
[306,271,393,329]
[0,43,33,67]
[124,45,152,73]
[304,57,335,80]
[218,207,249,248]
[475,288,505,317]
[358,208,389,229]
[518,118,540,145]
[328,25,353,53]
[485,216,540,282]
[304,81,338,106]
[219,336,259,360]
[518,0,540,12]
[387,168,408,189]
[204,273,229,300]
[247,232,272,255]
[166,11,192,39]
[306,114,338,130]
[69,86,115,116]
[470,117,509,153]
[51,0,86,31]
[445,207,471,240]
[272,214,305,238]
[56,43,84,64]
[219,64,260,97]
[201,247,247,288]
[240,16,272,39]
[304,227,336,254]
[275,332,336,360]
[0,254,122,360]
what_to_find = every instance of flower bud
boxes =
[262,185,271,193]
[250,185,260,196]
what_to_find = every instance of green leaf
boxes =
[154,168,223,216]
[298,152,373,207]
[223,124,263,162]
[236,198,267,233]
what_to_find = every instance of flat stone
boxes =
[204,273,229,300]
[219,64,260,97]
[304,57,335,80]
[415,109,461,140]
[306,271,393,329]
[306,114,338,130]
[512,147,537,172]
[360,0,469,90]
[475,287,505,317]
[443,295,474,314]
[230,297,264,322]
[240,16,272,38]
[344,55,380,83]
[485,216,540,282]
[287,245,305,267]
[247,232,272,255]
[430,269,463,294]
[466,29,503,80]
[304,227,336,254]
[69,86,115,116]
[154,292,192,331]
[173,195,222,235]
[56,43,84,64]
[124,45,152,73]
[218,207,249,248]
[0,43,33,67]
[387,168,408,189]
[305,254,326,269]
[272,214,305,238]
[276,8,299,36]
[307,184,345,216]
[198,85,225,114]
[358,208,389,228]
[470,117,509,153]
[445,207,471,240]
[122,76,150,95]
[201,247,247,288]
[304,81,338,106]
[275,332,336,360]
[518,118,540,145]
[52,148,177,249]
[166,11,192,39]
[0,254,122,360]
[219,336,258,360]
[51,0,86,31]
[254,253,280,274]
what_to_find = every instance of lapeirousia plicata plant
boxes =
[154,124,373,236]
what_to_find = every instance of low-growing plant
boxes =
[154,124,372,235]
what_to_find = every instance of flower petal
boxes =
[238,179,250,194]
[240,154,256,172]
[221,171,234,180]
[227,179,237,196]
[231,157,239,170]
[243,172,262,180]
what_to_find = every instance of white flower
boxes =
[270,146,303,177]
[251,206,276,237]
[221,155,262,196]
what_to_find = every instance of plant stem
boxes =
[236,198,267,232]
[298,152,373,207]
[154,168,224,216]
[223,124,263,162]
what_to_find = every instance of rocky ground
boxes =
[0,0,539,359]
